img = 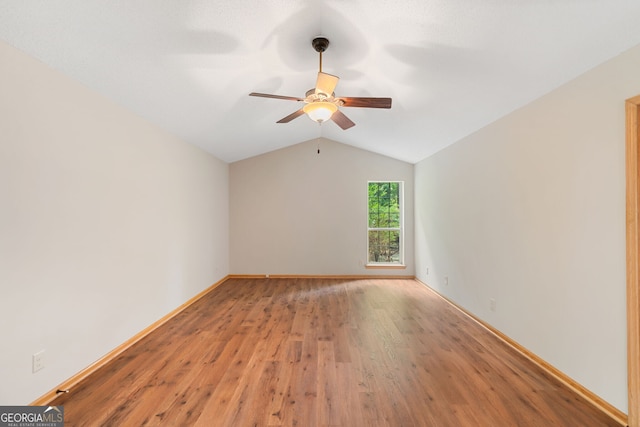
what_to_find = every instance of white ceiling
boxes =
[2,1,640,164]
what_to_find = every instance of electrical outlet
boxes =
[444,276,449,285]
[425,267,429,275]
[490,298,496,312]
[32,350,45,373]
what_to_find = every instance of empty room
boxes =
[1,1,640,426]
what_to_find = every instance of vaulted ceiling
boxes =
[2,1,640,164]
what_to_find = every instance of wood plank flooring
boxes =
[51,278,620,426]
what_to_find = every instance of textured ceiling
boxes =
[2,1,640,163]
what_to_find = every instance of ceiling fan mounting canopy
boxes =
[249,36,391,130]
[311,37,330,53]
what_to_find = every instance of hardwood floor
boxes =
[52,278,620,426]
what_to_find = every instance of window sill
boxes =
[365,264,406,270]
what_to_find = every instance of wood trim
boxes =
[627,95,640,427]
[30,276,230,406]
[415,278,628,426]
[227,274,414,280]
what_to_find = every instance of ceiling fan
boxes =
[249,37,392,130]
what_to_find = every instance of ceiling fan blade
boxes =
[339,97,392,109]
[331,110,355,130]
[315,72,339,97]
[250,92,304,102]
[276,108,306,123]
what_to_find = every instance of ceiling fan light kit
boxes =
[303,101,337,123]
[250,37,392,130]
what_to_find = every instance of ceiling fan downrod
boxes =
[312,37,329,73]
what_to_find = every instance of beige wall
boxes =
[230,138,414,276]
[0,41,229,404]
[415,43,640,413]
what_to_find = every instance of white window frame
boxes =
[366,181,404,267]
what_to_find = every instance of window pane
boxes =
[389,212,400,227]
[368,230,400,263]
[368,183,400,228]
[368,213,377,228]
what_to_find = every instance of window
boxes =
[367,181,403,265]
